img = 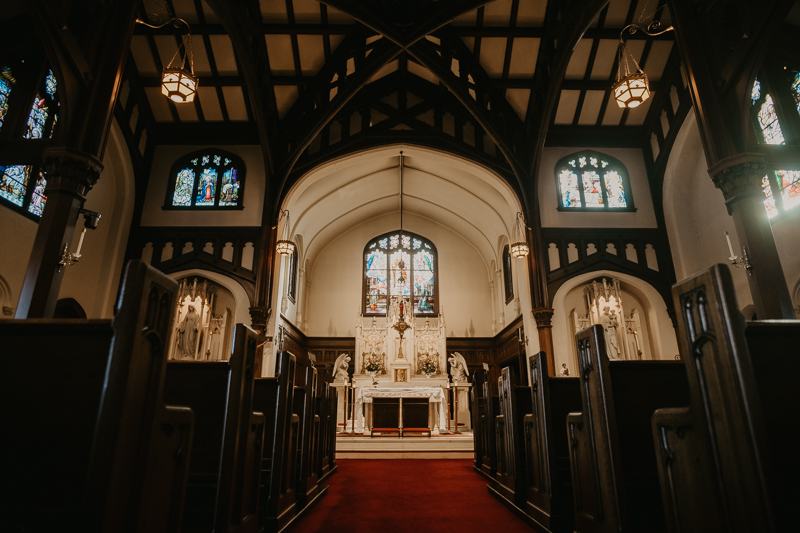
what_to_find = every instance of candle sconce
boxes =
[58,209,101,273]
[724,231,753,276]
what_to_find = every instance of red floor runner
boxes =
[292,459,530,532]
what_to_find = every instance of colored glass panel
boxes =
[776,170,800,212]
[389,250,411,297]
[752,79,761,105]
[0,165,31,207]
[45,69,57,98]
[24,95,49,139]
[195,168,218,206]
[757,94,785,145]
[762,175,777,219]
[390,235,399,248]
[582,170,604,207]
[412,238,421,250]
[379,238,388,249]
[49,113,58,139]
[219,168,240,206]
[213,155,221,166]
[0,67,14,132]
[172,168,195,206]
[28,173,47,217]
[792,72,800,116]
[413,250,435,313]
[201,155,209,165]
[604,171,627,207]
[559,169,581,207]
[402,235,411,249]
[365,249,388,314]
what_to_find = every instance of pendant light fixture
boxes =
[611,17,673,109]
[135,17,198,103]
[510,212,530,258]
[275,209,296,256]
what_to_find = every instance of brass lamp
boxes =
[136,17,198,103]
[612,20,673,109]
[275,209,296,256]
[510,212,529,258]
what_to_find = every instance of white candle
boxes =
[74,228,87,257]
[724,231,735,259]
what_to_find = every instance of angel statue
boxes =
[333,353,351,382]
[448,352,469,382]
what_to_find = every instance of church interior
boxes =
[1,0,799,531]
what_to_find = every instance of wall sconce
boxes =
[58,209,101,272]
[612,19,673,109]
[275,209,296,256]
[135,17,198,103]
[510,212,530,258]
[725,231,753,276]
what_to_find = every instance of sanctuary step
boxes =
[336,433,474,459]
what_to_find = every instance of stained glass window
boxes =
[24,96,49,139]
[776,170,800,212]
[791,72,800,116]
[0,165,31,207]
[559,169,581,207]
[756,95,785,145]
[364,231,437,315]
[166,149,246,208]
[555,151,633,211]
[762,175,777,219]
[27,173,47,217]
[751,79,761,105]
[45,70,57,98]
[0,67,15,132]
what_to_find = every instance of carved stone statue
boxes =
[560,363,570,376]
[177,305,199,358]
[333,353,351,382]
[601,306,621,358]
[448,352,469,382]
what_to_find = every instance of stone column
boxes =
[710,157,794,319]
[15,151,102,318]
[533,307,555,377]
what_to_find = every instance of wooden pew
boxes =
[478,372,500,481]
[523,352,582,533]
[489,366,533,513]
[567,325,690,533]
[471,368,488,472]
[0,260,192,533]
[254,351,298,533]
[293,364,326,509]
[162,324,264,533]
[315,381,338,483]
[652,264,800,532]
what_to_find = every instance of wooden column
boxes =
[710,157,795,318]
[532,307,555,377]
[250,224,278,333]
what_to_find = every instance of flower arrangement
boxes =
[365,355,381,373]
[420,359,437,375]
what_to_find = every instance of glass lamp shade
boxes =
[613,72,650,108]
[162,68,198,103]
[276,239,296,256]
[510,242,530,258]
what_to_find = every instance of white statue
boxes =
[448,352,469,382]
[333,353,351,382]
[601,306,621,358]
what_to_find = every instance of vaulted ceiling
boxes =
[130,0,680,217]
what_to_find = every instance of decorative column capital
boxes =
[532,307,555,328]
[249,306,270,331]
[709,155,767,208]
[41,148,104,199]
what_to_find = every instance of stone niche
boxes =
[169,276,236,361]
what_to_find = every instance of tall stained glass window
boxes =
[24,69,59,140]
[790,71,800,116]
[165,149,246,209]
[364,231,438,315]
[751,78,785,145]
[555,151,634,211]
[0,67,16,132]
[0,165,31,207]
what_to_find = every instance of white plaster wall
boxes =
[140,145,264,227]
[0,207,37,315]
[661,111,797,313]
[59,121,135,318]
[299,212,495,338]
[539,147,658,228]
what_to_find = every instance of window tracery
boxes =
[165,149,244,209]
[555,151,635,211]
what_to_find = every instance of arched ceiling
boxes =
[283,144,521,272]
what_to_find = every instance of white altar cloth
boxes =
[356,386,447,430]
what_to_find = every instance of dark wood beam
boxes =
[544,125,646,147]
[133,23,360,36]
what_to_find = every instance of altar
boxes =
[356,385,447,435]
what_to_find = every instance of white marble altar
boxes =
[356,384,447,433]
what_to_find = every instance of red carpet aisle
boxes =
[291,459,530,532]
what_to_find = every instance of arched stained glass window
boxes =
[555,151,635,211]
[165,149,245,209]
[24,69,59,140]
[0,66,16,132]
[503,245,513,303]
[364,231,438,315]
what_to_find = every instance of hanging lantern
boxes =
[276,210,296,256]
[612,38,651,109]
[511,212,530,258]
[162,68,198,103]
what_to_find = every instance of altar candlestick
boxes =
[725,231,735,259]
